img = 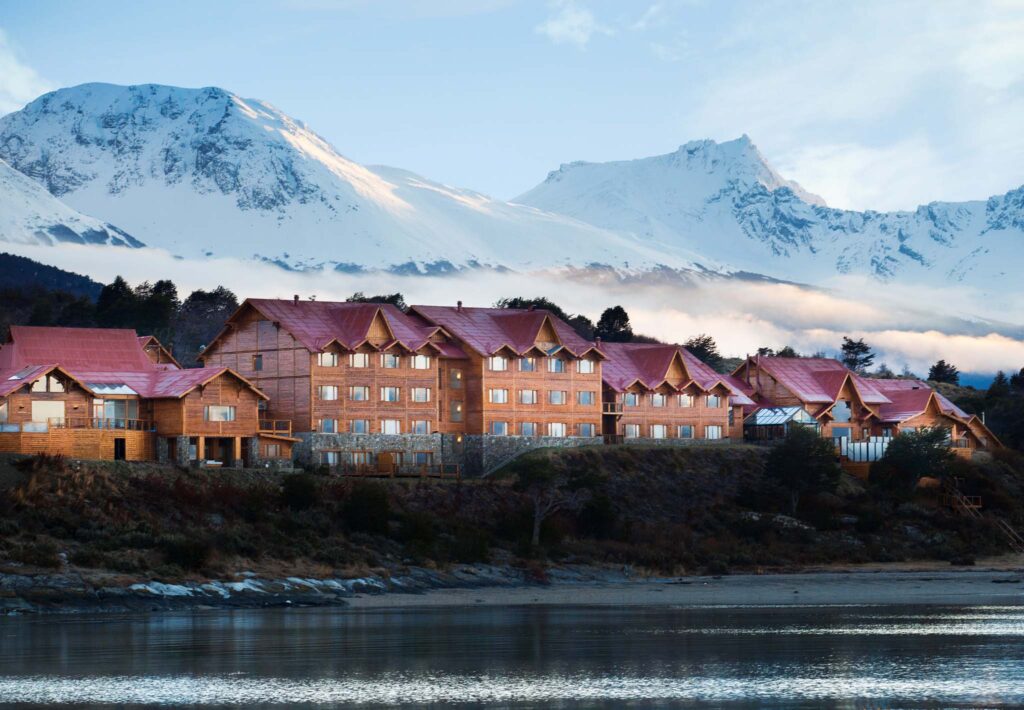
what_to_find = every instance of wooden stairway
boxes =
[944,479,1024,555]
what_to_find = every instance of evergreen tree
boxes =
[685,334,724,371]
[988,371,1010,398]
[928,359,960,385]
[869,428,955,500]
[764,426,841,514]
[1010,368,1024,391]
[174,287,239,365]
[595,306,633,342]
[95,276,137,328]
[776,345,799,358]
[757,347,775,356]
[840,336,875,372]
[346,291,407,311]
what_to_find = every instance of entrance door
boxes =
[113,438,127,461]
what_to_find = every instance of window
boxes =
[204,405,236,422]
[488,388,509,404]
[413,451,433,466]
[265,444,281,458]
[0,401,6,424]
[351,419,370,434]
[490,421,508,436]
[253,354,263,371]
[519,389,538,405]
[319,385,339,401]
[450,369,463,389]
[521,422,537,437]
[411,387,431,403]
[519,357,536,372]
[548,422,567,438]
[349,353,370,368]
[349,386,369,401]
[882,427,893,438]
[380,386,401,402]
[346,451,372,466]
[579,422,596,437]
[832,400,852,423]
[624,393,640,407]
[706,395,722,408]
[678,394,694,407]
[729,409,736,426]
[549,390,567,405]
[651,393,667,408]
[411,355,432,370]
[577,359,595,374]
[318,352,339,367]
[488,356,508,371]
[381,353,400,369]
[624,424,641,439]
[411,419,431,435]
[705,425,723,440]
[31,374,64,393]
[450,400,463,422]
[678,425,694,439]
[321,451,340,466]
[319,418,338,433]
[547,358,566,373]
[577,391,596,405]
[381,419,401,434]
[651,424,667,439]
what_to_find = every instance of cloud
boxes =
[0,28,51,116]
[6,243,1022,376]
[631,3,665,31]
[535,1,612,48]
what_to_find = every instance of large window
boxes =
[624,424,640,439]
[319,385,339,401]
[651,393,667,408]
[488,388,509,404]
[490,421,508,436]
[549,390,567,405]
[519,357,536,372]
[519,389,538,405]
[349,353,370,368]
[381,353,400,369]
[349,386,369,401]
[351,419,370,434]
[31,374,65,393]
[547,358,566,373]
[381,386,401,402]
[577,359,595,374]
[488,356,508,371]
[411,355,432,370]
[204,405,236,422]
[381,419,401,435]
[411,419,431,435]
[30,400,64,425]
[678,425,694,439]
[548,422,567,438]
[319,418,338,433]
[832,400,852,423]
[521,422,537,437]
[411,387,431,403]
[450,400,463,422]
[705,425,723,440]
[577,391,596,405]
[650,424,667,439]
[318,352,339,367]
[579,422,596,437]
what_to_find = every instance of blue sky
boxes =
[1,0,1022,210]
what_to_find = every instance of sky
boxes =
[1,0,1022,211]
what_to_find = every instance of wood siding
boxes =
[604,382,736,440]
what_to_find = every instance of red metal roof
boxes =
[752,357,890,405]
[0,326,155,372]
[0,364,57,397]
[410,305,598,358]
[872,378,969,423]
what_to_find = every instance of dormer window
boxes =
[577,359,595,374]
[349,353,370,368]
[411,355,431,370]
[381,353,400,369]
[488,356,508,371]
[547,358,566,373]
[519,357,536,372]
[318,352,339,367]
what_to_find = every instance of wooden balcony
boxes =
[258,419,293,437]
[602,402,624,415]
[1,417,156,433]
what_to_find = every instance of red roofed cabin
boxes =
[598,342,753,443]
[0,326,286,467]
[198,298,467,474]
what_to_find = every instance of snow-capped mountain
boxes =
[516,137,1024,288]
[0,157,142,248]
[0,83,686,273]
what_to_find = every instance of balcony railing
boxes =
[602,402,624,414]
[258,419,293,436]
[0,418,155,433]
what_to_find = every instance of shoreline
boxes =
[3,560,1024,616]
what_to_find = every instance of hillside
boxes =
[0,252,103,299]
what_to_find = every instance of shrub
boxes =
[576,494,617,540]
[281,473,319,511]
[14,540,61,568]
[160,535,212,571]
[870,428,955,500]
[341,482,390,535]
[764,426,841,513]
[446,526,491,564]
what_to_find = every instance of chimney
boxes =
[595,336,602,348]
[293,295,300,306]
[456,300,463,312]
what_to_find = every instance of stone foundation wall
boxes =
[611,437,732,448]
[462,435,604,476]
[294,432,446,468]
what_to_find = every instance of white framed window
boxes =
[488,388,509,404]
[490,421,508,436]
[411,387,431,403]
[349,386,369,401]
[351,419,370,434]
[381,386,401,402]
[381,419,401,435]
[450,400,463,422]
[624,424,640,439]
[488,355,508,371]
[411,419,431,435]
[449,369,463,389]
[319,418,338,433]
[0,400,6,424]
[678,394,694,408]
[347,451,372,466]
[706,395,722,408]
[624,393,640,407]
[577,391,596,405]
[317,352,339,367]
[547,357,566,373]
[650,424,667,439]
[579,422,596,437]
[577,359,595,374]
[318,385,339,401]
[31,374,65,393]
[381,353,401,369]
[521,422,537,437]
[204,405,236,422]
[549,390,567,405]
[519,357,536,372]
[678,425,694,439]
[705,425,723,440]
[349,353,370,368]
[651,393,667,408]
[265,443,281,458]
[321,451,340,466]
[413,451,433,465]
[519,389,538,405]
[411,354,432,370]
[548,422,567,438]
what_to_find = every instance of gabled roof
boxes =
[0,364,63,398]
[0,326,154,372]
[409,305,600,358]
[741,356,890,405]
[138,335,182,369]
[745,406,817,426]
[872,378,969,423]
[60,366,267,400]
[205,299,460,357]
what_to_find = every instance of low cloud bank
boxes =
[10,244,1024,376]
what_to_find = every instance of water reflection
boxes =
[0,605,1022,708]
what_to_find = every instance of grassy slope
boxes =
[1,445,1022,584]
